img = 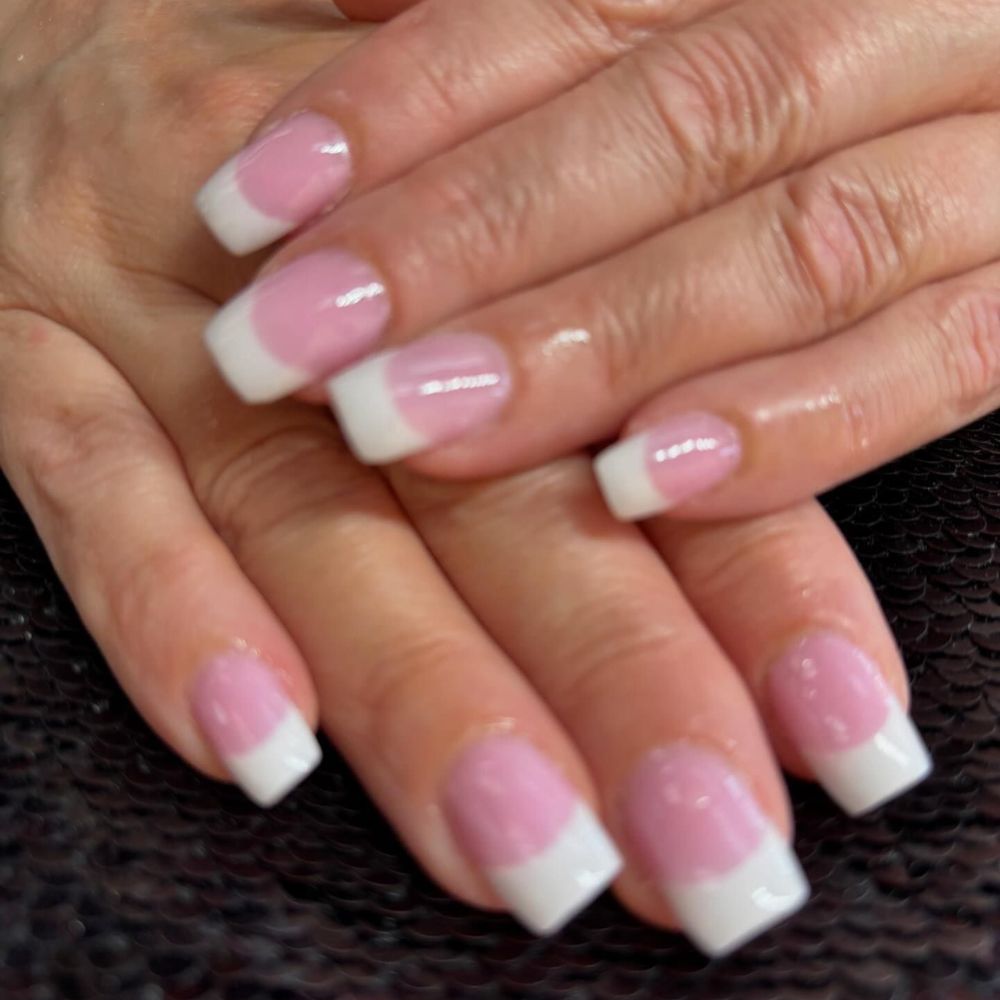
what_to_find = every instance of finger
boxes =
[203,0,1000,402]
[393,459,808,956]
[196,0,737,255]
[90,284,622,934]
[320,111,1000,472]
[596,256,1000,521]
[649,501,932,816]
[0,311,321,807]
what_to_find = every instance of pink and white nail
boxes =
[196,112,352,256]
[191,651,321,808]
[204,250,389,403]
[444,735,622,935]
[769,633,932,816]
[594,413,742,522]
[624,743,808,957]
[328,333,512,464]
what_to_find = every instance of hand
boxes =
[1,0,930,953]
[196,0,1000,522]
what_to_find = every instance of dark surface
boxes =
[2,417,1000,1000]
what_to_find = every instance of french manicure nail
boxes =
[204,250,389,403]
[328,333,511,464]
[594,413,742,521]
[623,743,808,957]
[196,112,352,255]
[443,735,622,935]
[768,633,932,816]
[191,651,321,808]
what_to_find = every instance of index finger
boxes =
[196,0,733,254]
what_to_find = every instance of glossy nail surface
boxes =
[594,413,742,521]
[769,633,932,815]
[443,735,622,935]
[329,333,511,464]
[197,112,351,255]
[192,651,321,807]
[623,743,808,956]
[205,251,389,403]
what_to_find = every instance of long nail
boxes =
[768,633,932,816]
[328,333,511,464]
[594,413,741,521]
[196,112,352,256]
[623,743,808,957]
[204,250,389,403]
[443,735,622,935]
[191,651,321,808]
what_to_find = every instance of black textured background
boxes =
[2,417,1000,1000]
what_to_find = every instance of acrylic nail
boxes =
[204,250,389,403]
[594,413,742,521]
[768,632,932,816]
[191,650,321,808]
[623,743,808,957]
[328,333,511,464]
[443,735,622,935]
[196,112,352,256]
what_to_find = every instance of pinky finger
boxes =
[0,312,321,807]
[595,261,1000,521]
[649,500,932,817]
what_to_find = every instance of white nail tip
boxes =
[809,701,932,817]
[224,708,322,808]
[204,291,306,404]
[328,354,428,465]
[666,829,809,958]
[486,804,623,936]
[196,158,296,257]
[593,435,666,522]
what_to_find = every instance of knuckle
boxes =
[591,254,705,394]
[927,282,1000,419]
[399,150,536,298]
[192,420,380,558]
[17,395,164,530]
[678,514,815,607]
[632,18,817,200]
[777,165,922,330]
[362,635,482,743]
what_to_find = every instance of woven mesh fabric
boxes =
[1,415,999,1000]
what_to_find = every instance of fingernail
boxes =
[191,651,321,808]
[196,112,352,255]
[443,735,622,935]
[594,413,741,521]
[205,251,389,403]
[329,333,511,464]
[768,633,932,816]
[623,743,808,957]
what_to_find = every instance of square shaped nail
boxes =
[768,633,932,816]
[623,743,808,956]
[197,112,352,256]
[191,651,321,808]
[443,735,622,935]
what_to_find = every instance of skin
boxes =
[1,0,910,933]
[239,0,1000,509]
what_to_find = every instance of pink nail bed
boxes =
[204,250,390,404]
[329,333,512,465]
[768,633,932,815]
[623,743,808,956]
[191,651,320,808]
[197,112,352,256]
[443,735,621,935]
[594,412,742,521]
